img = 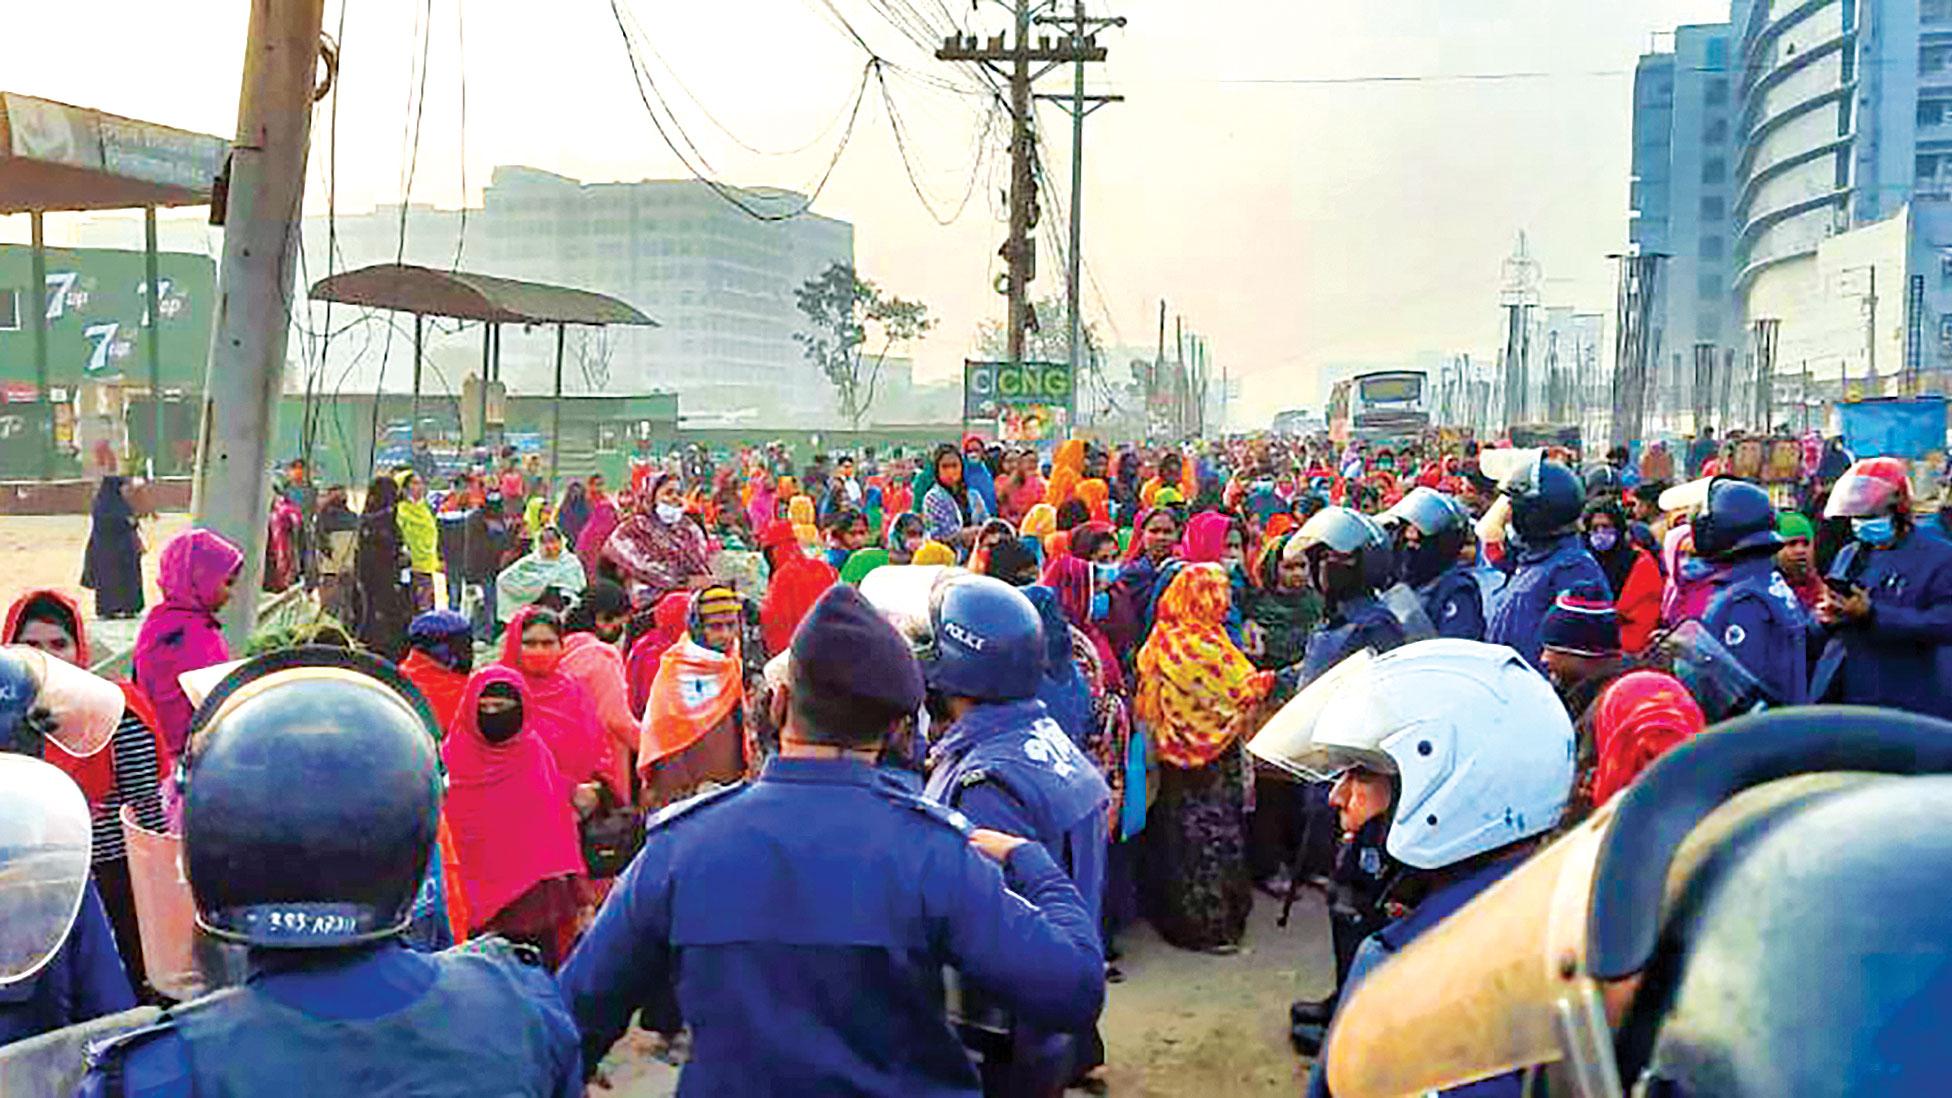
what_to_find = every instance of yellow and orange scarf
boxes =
[1136,563,1273,769]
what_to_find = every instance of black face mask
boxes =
[477,697,525,744]
[1311,552,1366,605]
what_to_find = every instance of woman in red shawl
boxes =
[599,471,712,606]
[441,665,586,968]
[497,605,618,805]
[757,518,838,657]
[627,591,692,718]
[574,485,622,585]
[1587,670,1705,810]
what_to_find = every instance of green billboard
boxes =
[0,243,215,394]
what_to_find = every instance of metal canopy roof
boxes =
[308,263,657,327]
[0,93,227,214]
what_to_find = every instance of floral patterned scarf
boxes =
[1136,563,1272,769]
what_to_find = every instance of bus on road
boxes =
[1327,370,1430,446]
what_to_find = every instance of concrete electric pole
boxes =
[939,3,1110,368]
[1034,1,1124,380]
[193,0,329,642]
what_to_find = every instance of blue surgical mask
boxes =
[1587,527,1619,553]
[1679,556,1716,583]
[1852,516,1898,546]
[1089,590,1111,621]
[1092,562,1120,586]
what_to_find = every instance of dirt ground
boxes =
[0,512,191,652]
[598,891,1334,1097]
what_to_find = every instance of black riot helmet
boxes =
[1294,506,1392,602]
[1503,458,1586,545]
[1581,463,1623,499]
[1688,477,1782,561]
[1380,487,1472,587]
[183,648,441,949]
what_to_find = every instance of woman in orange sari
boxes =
[1135,563,1278,954]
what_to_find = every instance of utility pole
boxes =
[1866,265,1878,391]
[939,5,1109,368]
[192,0,329,642]
[1033,1,1124,380]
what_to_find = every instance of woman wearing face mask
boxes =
[442,667,586,969]
[600,472,712,607]
[561,580,638,801]
[1815,457,1952,718]
[1582,497,1663,654]
[497,606,616,813]
[840,512,925,586]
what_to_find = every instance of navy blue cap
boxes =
[1540,586,1622,658]
[792,584,926,715]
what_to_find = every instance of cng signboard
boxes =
[963,360,1074,420]
[964,361,1074,444]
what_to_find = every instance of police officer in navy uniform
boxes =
[558,584,1104,1096]
[1484,457,1612,672]
[1292,507,1410,684]
[0,752,134,1048]
[0,650,136,1048]
[919,574,1111,1097]
[1688,477,1812,707]
[1381,487,1484,641]
[79,649,583,1097]
[1817,457,1952,718]
[1280,507,1410,1055]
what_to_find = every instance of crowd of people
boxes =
[5,423,1952,1097]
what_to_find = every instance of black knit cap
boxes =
[791,584,926,715]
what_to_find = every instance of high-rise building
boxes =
[1637,0,1952,426]
[1629,24,1736,432]
[302,166,854,419]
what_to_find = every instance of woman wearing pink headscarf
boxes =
[441,665,585,968]
[574,488,622,585]
[497,605,618,804]
[132,528,244,758]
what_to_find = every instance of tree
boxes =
[973,296,1099,365]
[794,263,934,430]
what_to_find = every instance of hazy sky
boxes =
[3,0,1727,424]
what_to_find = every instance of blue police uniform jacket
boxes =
[1825,530,1952,718]
[1306,855,1529,1098]
[1701,556,1813,707]
[78,938,581,1097]
[1486,534,1612,671]
[923,698,1111,924]
[1418,566,1486,642]
[1299,596,1408,686]
[0,881,133,1048]
[556,756,1104,1097]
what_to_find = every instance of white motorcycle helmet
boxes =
[1248,639,1574,869]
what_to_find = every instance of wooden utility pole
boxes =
[192,0,329,641]
[1034,1,1124,379]
[939,6,1108,368]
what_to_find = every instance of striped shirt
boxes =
[92,713,168,863]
